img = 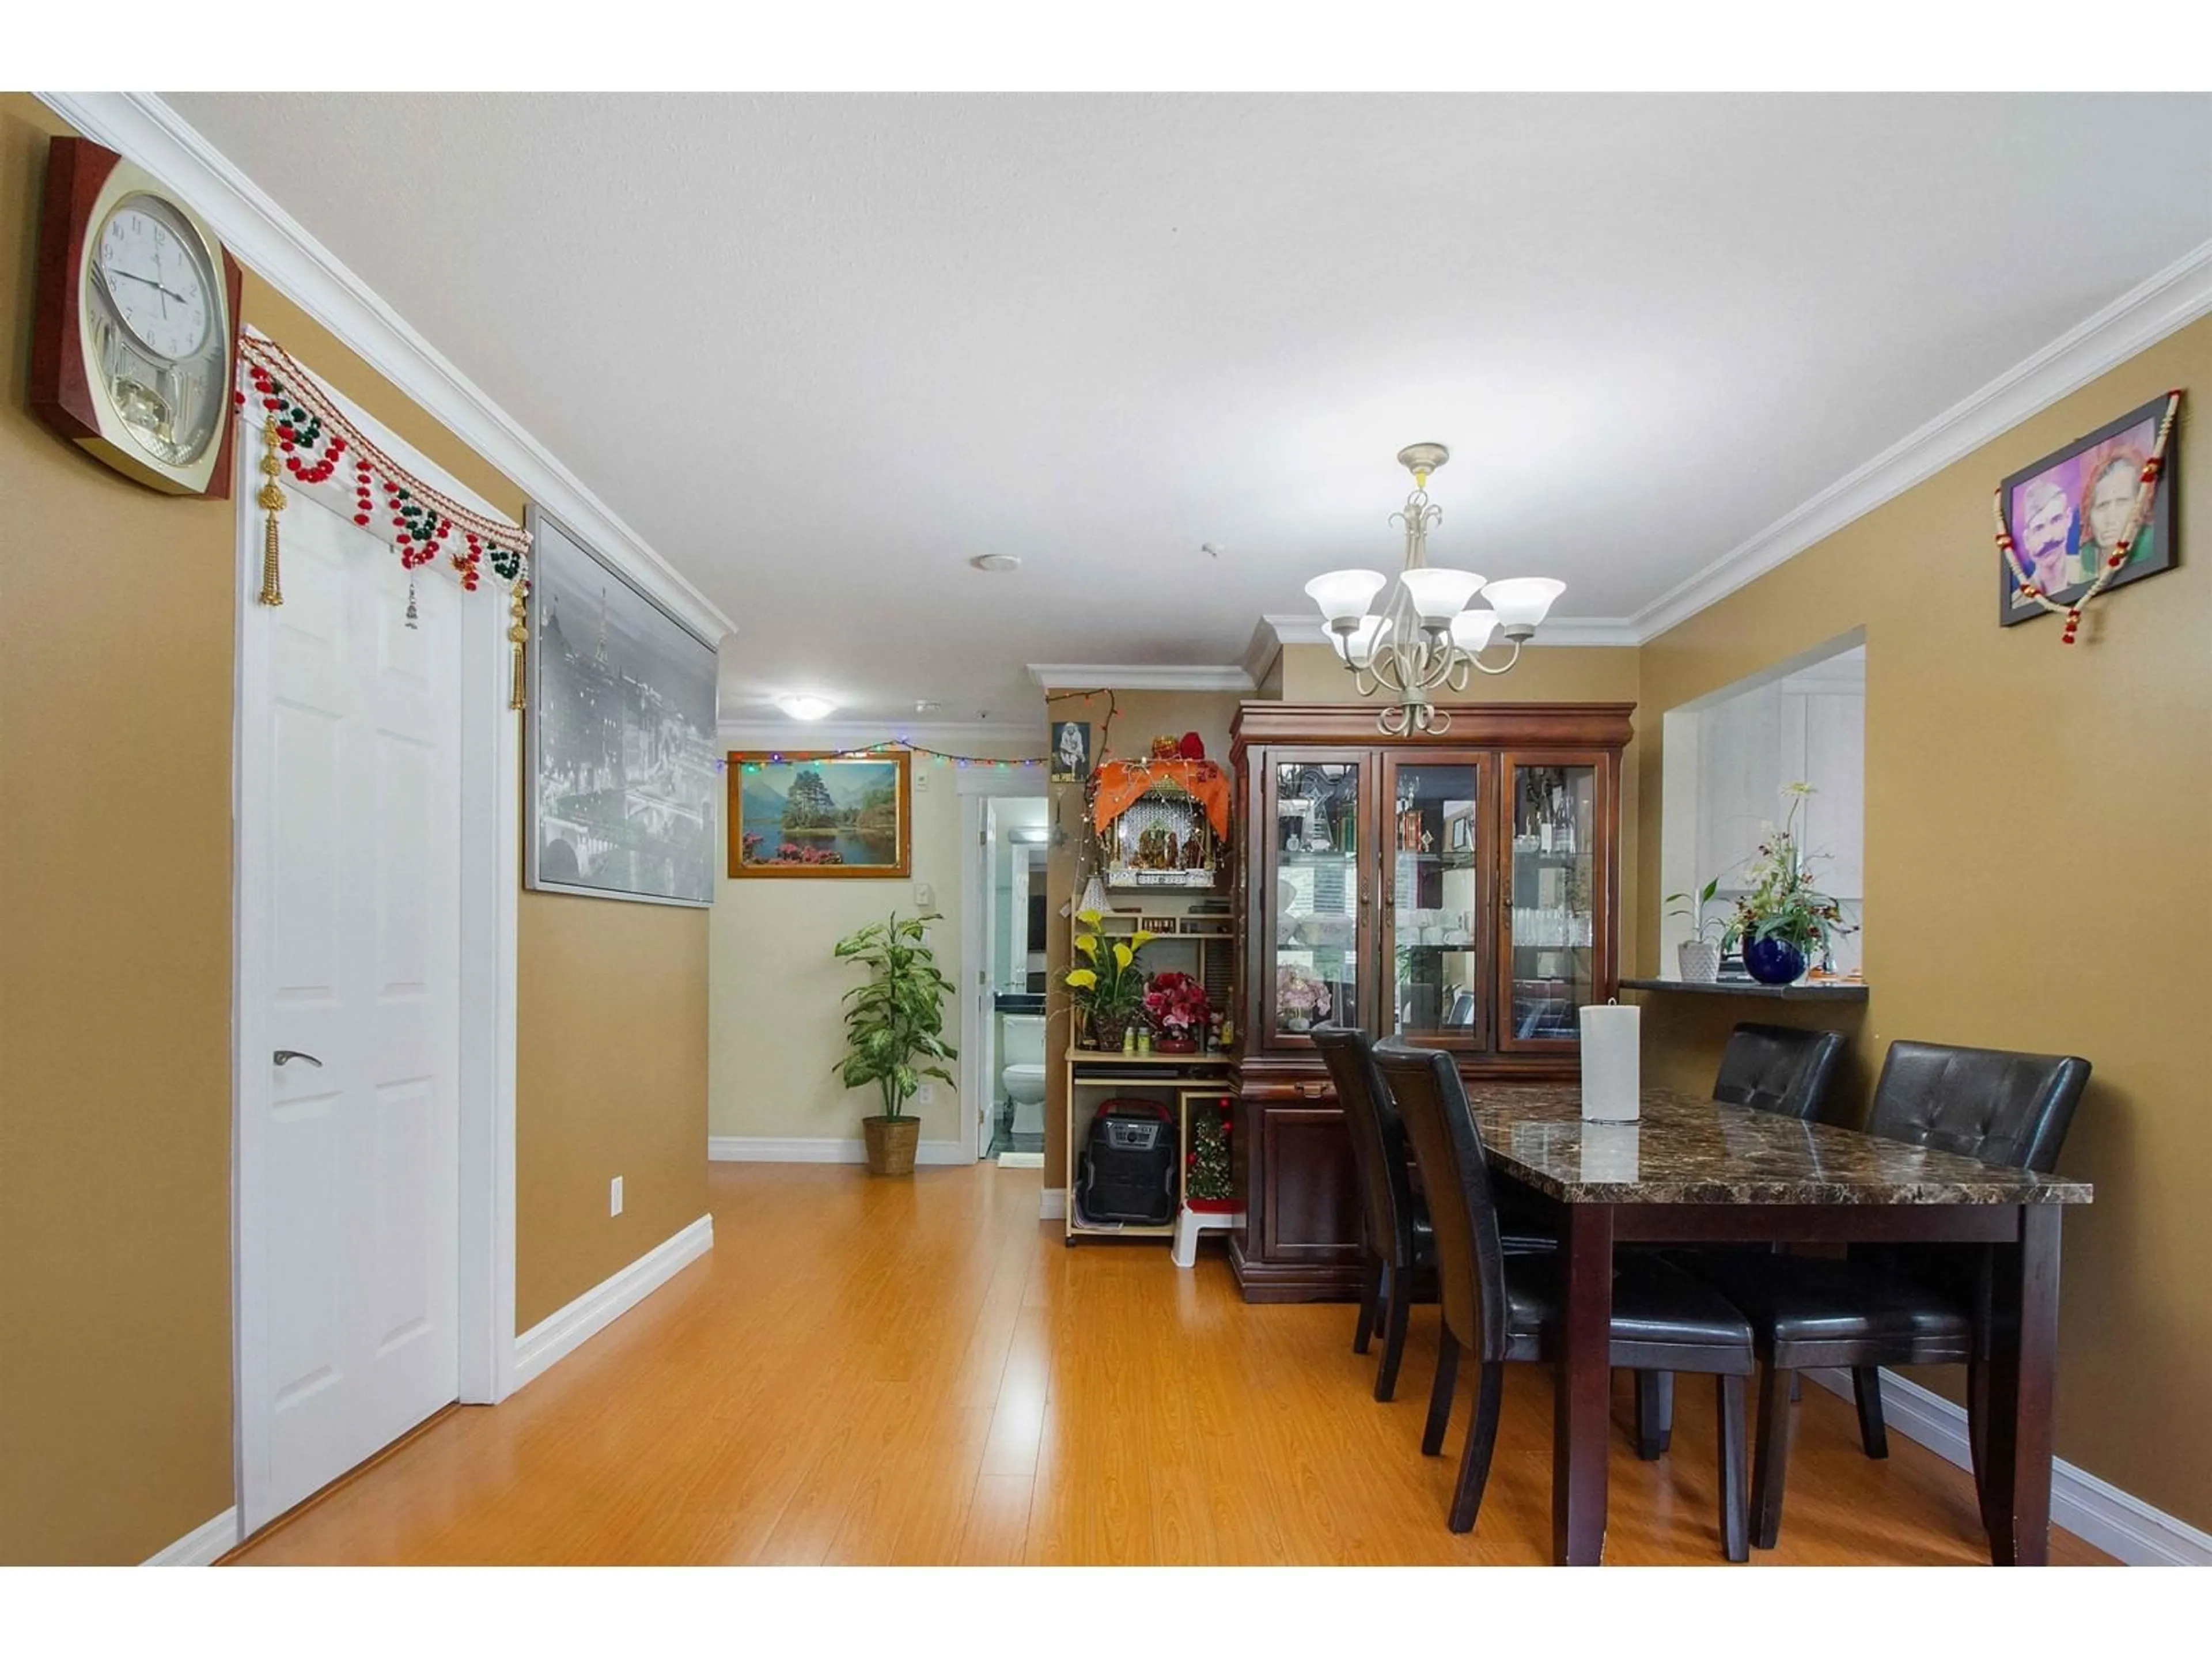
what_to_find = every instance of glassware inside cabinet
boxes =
[1387,762,1484,1045]
[1271,760,1361,1037]
[1506,763,1597,1042]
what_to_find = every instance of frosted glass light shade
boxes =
[1334,615,1389,670]
[1304,569,1388,626]
[1450,609,1499,653]
[1078,874,1111,916]
[1481,577,1565,633]
[1396,567,1486,623]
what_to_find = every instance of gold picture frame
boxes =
[728,749,912,879]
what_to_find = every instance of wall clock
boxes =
[29,137,244,497]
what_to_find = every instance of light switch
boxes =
[914,882,935,908]
[609,1176,624,1217]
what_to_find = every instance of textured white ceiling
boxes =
[165,92,2212,722]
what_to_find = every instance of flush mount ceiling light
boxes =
[1304,442,1564,735]
[969,554,1021,573]
[775,694,838,721]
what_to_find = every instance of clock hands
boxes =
[107,267,194,307]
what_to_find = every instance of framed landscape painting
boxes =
[728,749,912,878]
[525,507,719,906]
[1997,394,2179,625]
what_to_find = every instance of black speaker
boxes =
[1077,1099,1177,1225]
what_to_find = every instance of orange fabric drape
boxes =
[1091,758,1232,840]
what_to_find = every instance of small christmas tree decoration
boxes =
[1185,1101,1236,1210]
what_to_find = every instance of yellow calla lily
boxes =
[1075,908,1103,927]
[1130,930,1158,950]
[1112,942,1134,970]
[1073,935,1098,957]
[1065,968,1098,990]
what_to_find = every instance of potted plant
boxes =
[1063,906,1153,1050]
[1731,783,1854,985]
[1665,877,1729,983]
[1142,971,1210,1054]
[832,910,957,1176]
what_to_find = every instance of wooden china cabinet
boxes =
[1226,701,1635,1301]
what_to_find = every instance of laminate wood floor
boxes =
[228,1162,2112,1566]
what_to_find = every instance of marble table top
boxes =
[1461,1082,2094,1207]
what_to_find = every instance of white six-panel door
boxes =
[237,491,464,1532]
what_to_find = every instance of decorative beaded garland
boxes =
[234,333,533,707]
[1991,389,2182,646]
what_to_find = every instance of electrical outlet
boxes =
[609,1176,624,1217]
[914,882,935,908]
[916,1083,935,1105]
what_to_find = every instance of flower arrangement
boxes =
[1275,963,1333,1032]
[1732,783,1853,981]
[1142,971,1211,1052]
[1064,907,1153,1048]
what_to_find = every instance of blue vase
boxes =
[1741,935,1807,986]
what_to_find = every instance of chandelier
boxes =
[1304,443,1563,735]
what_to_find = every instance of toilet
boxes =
[1000,1013,1048,1136]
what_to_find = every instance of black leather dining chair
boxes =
[1712,1022,1849,1120]
[1374,1040,1758,1558]
[1316,1025,1559,1403]
[1313,1025,1429,1403]
[1637,1021,1849,1456]
[1686,1039,2090,1548]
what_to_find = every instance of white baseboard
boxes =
[1805,1366,2212,1566]
[511,1214,713,1392]
[707,1135,967,1165]
[1039,1188,1066,1220]
[142,1507,238,1566]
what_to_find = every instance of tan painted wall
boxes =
[710,738,1039,1153]
[1041,690,1245,1186]
[1631,313,2212,1532]
[0,95,706,1560]
[516,892,708,1330]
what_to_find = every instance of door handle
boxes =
[274,1050,323,1068]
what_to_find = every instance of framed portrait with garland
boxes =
[1995,392,2181,632]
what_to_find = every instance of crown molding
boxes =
[1631,232,2212,643]
[1241,619,1285,688]
[36,92,736,647]
[1025,663,1256,692]
[717,718,1043,750]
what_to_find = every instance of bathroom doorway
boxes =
[960,787,1050,1165]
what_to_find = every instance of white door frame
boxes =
[957,770,1044,1161]
[231,385,520,1538]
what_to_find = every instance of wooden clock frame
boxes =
[29,136,244,498]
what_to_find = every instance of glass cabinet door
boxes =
[1381,755,1492,1050]
[1498,753,1611,1051]
[1264,755,1370,1046]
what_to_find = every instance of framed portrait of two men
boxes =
[1996,393,2180,626]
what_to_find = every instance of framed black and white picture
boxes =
[525,507,720,906]
[1050,720,1091,783]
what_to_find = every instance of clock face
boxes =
[82,192,229,469]
[96,202,213,359]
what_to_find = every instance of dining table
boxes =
[1461,1081,2093,1566]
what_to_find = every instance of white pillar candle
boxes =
[1580,1000,1641,1122]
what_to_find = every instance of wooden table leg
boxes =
[1982,1205,2061,1566]
[1553,1203,1615,1565]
